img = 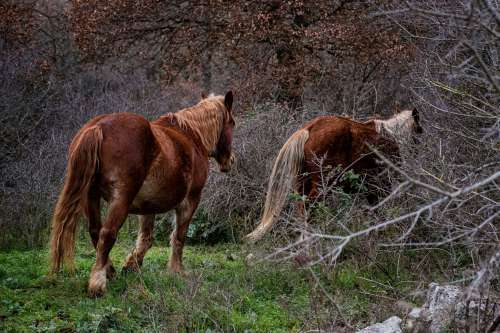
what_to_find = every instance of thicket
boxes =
[0,0,417,248]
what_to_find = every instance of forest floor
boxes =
[0,236,442,332]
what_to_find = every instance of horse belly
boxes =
[130,175,188,214]
[129,128,194,214]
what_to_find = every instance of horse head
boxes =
[379,108,423,144]
[213,91,235,173]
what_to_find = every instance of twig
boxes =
[369,146,452,197]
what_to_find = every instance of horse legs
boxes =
[365,173,389,206]
[301,176,320,223]
[295,176,319,245]
[122,215,155,272]
[293,179,307,226]
[168,195,200,274]
[308,175,320,204]
[84,189,116,279]
[291,177,319,266]
[88,198,130,297]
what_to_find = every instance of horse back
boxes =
[87,112,208,214]
[303,116,394,172]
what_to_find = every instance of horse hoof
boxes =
[167,264,185,276]
[121,264,140,274]
[88,280,106,298]
[168,268,183,275]
[88,284,105,297]
[88,286,106,298]
[243,233,259,244]
[173,270,188,277]
[88,268,107,297]
[106,265,117,279]
[245,253,256,267]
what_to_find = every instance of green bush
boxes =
[186,209,233,244]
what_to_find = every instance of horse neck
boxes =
[374,111,413,144]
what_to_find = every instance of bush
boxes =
[186,209,233,245]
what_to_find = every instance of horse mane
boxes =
[156,95,228,153]
[373,110,414,143]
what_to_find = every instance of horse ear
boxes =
[412,108,420,120]
[224,91,233,111]
[201,92,208,99]
[412,108,423,133]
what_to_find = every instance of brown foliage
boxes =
[0,1,38,46]
[68,0,416,107]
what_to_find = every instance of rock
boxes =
[419,283,463,333]
[405,308,423,332]
[425,283,462,314]
[401,283,499,332]
[357,316,402,333]
[405,283,482,333]
[408,307,422,319]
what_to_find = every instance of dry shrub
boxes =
[244,1,500,329]
[0,60,204,249]
[200,103,302,236]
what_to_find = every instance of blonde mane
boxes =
[374,110,415,144]
[175,95,228,153]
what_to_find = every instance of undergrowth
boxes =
[0,232,465,332]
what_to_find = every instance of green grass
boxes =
[0,241,314,332]
[0,235,442,332]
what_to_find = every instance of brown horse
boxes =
[244,109,423,243]
[50,91,235,296]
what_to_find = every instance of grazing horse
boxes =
[50,92,235,296]
[244,109,423,243]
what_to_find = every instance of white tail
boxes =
[244,128,309,243]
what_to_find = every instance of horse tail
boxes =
[50,125,103,273]
[244,128,309,243]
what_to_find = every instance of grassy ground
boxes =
[0,235,430,333]
[0,239,315,332]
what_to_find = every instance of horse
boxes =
[244,108,423,243]
[49,91,235,297]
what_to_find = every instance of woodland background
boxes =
[0,0,499,331]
